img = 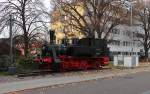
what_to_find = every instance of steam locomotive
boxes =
[34,31,110,72]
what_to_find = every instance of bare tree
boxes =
[134,1,150,59]
[52,0,127,41]
[0,0,50,58]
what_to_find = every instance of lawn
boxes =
[0,71,10,76]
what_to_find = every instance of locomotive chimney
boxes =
[49,30,56,44]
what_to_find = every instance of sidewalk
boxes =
[0,66,150,94]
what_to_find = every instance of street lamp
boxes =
[130,0,133,55]
[9,14,14,64]
[129,0,138,55]
[125,0,134,55]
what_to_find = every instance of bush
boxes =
[16,57,39,73]
[0,55,10,71]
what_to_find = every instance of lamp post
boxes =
[129,0,137,55]
[131,0,133,55]
[9,14,14,64]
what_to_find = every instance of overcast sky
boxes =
[0,0,51,10]
[43,0,52,11]
[0,0,51,38]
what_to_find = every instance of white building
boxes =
[108,25,144,56]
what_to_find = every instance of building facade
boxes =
[108,25,144,56]
[50,0,144,56]
[50,2,85,44]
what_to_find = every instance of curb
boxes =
[1,67,150,94]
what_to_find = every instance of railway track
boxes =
[17,66,111,78]
[17,70,52,77]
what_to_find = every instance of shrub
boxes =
[16,57,39,73]
[0,55,10,71]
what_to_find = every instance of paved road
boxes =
[17,71,150,94]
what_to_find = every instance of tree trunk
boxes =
[144,47,149,62]
[24,32,29,58]
[22,1,29,59]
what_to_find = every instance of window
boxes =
[123,41,126,46]
[126,31,130,36]
[111,40,120,46]
[123,41,132,46]
[123,31,126,35]
[133,42,135,46]
[112,29,120,35]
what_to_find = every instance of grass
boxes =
[0,70,17,76]
[0,71,10,76]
